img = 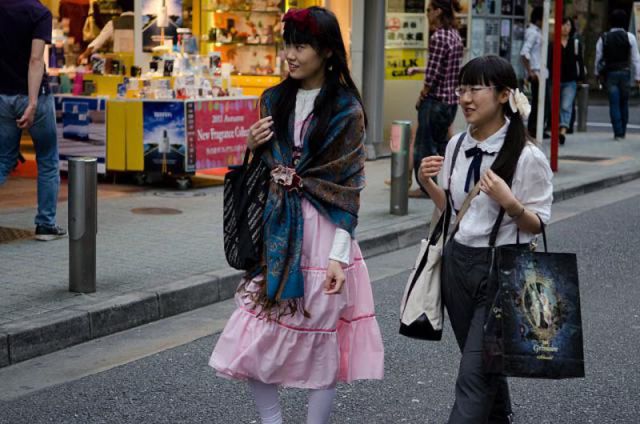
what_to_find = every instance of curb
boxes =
[1,169,639,368]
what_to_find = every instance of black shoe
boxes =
[543,132,551,139]
[35,225,67,241]
[559,134,565,145]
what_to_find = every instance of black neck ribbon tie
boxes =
[464,147,496,193]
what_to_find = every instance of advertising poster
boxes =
[471,17,486,58]
[387,0,426,13]
[501,0,513,15]
[385,49,426,80]
[189,98,259,169]
[142,0,183,52]
[499,19,512,59]
[54,95,107,174]
[385,13,427,49]
[513,0,525,16]
[511,20,526,80]
[143,101,187,174]
[482,0,501,15]
[485,19,500,55]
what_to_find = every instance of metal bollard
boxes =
[390,120,412,216]
[68,157,98,293]
[577,83,590,132]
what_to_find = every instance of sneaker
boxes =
[35,225,67,241]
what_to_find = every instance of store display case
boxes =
[199,0,285,76]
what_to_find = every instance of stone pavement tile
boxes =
[1,309,90,364]
[206,267,243,301]
[71,292,160,339]
[0,333,8,367]
[151,274,220,318]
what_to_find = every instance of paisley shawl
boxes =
[252,85,366,312]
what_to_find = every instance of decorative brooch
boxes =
[271,165,303,192]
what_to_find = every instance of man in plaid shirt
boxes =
[408,0,464,198]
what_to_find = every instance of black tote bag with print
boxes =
[483,215,585,379]
[223,148,269,270]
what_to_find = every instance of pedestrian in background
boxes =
[557,17,585,145]
[407,0,464,199]
[595,9,640,141]
[521,6,550,140]
[210,7,384,424]
[0,0,67,241]
[417,55,553,423]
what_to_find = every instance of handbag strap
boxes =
[432,131,482,243]
[514,214,548,252]
[536,214,548,252]
[241,148,252,167]
[427,132,466,240]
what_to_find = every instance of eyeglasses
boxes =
[454,85,496,97]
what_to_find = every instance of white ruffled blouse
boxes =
[438,122,554,247]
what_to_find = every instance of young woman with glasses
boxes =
[417,55,553,423]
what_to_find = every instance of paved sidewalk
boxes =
[1,129,639,367]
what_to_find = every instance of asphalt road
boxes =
[1,182,639,424]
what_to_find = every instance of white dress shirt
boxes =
[294,88,352,264]
[520,23,543,72]
[88,12,135,51]
[438,122,554,248]
[594,28,640,81]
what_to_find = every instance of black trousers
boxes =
[442,240,513,424]
[527,77,550,139]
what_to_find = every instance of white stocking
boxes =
[306,387,337,424]
[248,380,283,424]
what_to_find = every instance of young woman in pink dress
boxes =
[210,7,384,424]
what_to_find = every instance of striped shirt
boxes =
[424,28,464,105]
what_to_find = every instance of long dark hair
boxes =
[458,55,529,184]
[563,16,576,38]
[271,7,365,153]
[431,0,462,29]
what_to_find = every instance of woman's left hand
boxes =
[479,169,516,208]
[324,260,346,295]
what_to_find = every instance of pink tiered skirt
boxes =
[210,199,384,389]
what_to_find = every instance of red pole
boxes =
[550,0,563,172]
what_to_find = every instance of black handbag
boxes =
[483,213,585,379]
[223,148,269,270]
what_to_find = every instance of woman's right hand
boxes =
[417,155,444,186]
[247,116,274,151]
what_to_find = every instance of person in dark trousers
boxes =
[0,0,67,241]
[520,6,550,139]
[407,0,464,198]
[567,16,585,134]
[594,9,640,140]
[557,17,585,145]
[418,56,553,423]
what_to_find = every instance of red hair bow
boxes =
[283,8,320,37]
